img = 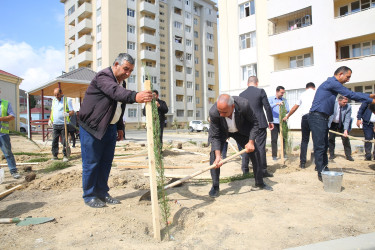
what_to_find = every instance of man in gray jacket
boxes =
[328,96,353,161]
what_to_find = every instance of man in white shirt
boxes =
[283,82,316,169]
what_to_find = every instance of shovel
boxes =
[139,149,247,201]
[63,98,71,157]
[0,217,55,226]
[329,130,375,143]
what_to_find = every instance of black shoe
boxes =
[329,155,335,160]
[242,170,249,176]
[85,198,107,208]
[300,163,306,169]
[100,195,121,205]
[318,174,322,182]
[208,186,219,198]
[314,166,317,171]
[263,171,273,177]
[365,157,371,161]
[346,156,354,161]
[323,166,330,172]
[253,183,273,191]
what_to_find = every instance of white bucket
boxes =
[0,168,4,184]
[322,171,343,193]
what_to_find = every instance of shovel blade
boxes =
[16,217,55,226]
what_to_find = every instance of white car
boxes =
[188,120,209,132]
[20,122,36,133]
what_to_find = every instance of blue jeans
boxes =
[80,125,117,202]
[0,134,17,174]
[300,114,311,164]
[308,112,329,173]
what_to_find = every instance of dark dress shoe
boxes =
[208,186,219,198]
[263,171,273,177]
[100,195,121,205]
[318,174,323,182]
[346,156,354,161]
[85,198,107,208]
[365,157,371,161]
[329,155,335,160]
[253,183,273,191]
[300,163,306,169]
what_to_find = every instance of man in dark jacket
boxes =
[208,94,273,198]
[79,53,152,208]
[143,90,168,146]
[239,76,274,177]
[357,103,375,161]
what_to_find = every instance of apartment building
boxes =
[218,0,375,128]
[61,0,219,128]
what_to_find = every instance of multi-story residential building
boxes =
[218,0,375,128]
[60,0,219,128]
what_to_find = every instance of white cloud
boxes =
[0,40,65,92]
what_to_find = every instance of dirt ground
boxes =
[0,133,374,249]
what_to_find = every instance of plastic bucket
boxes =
[322,171,343,193]
[0,168,4,184]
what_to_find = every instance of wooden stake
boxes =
[0,162,40,166]
[117,165,193,169]
[144,80,161,241]
[279,106,284,165]
[113,152,148,159]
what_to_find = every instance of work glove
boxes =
[63,112,70,117]
[48,120,52,127]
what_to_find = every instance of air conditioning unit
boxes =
[179,57,184,61]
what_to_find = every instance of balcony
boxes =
[76,51,93,65]
[75,34,93,51]
[140,33,157,45]
[140,1,157,14]
[76,18,92,34]
[68,27,76,40]
[141,49,157,60]
[270,65,316,90]
[174,71,184,80]
[140,17,157,30]
[77,2,92,20]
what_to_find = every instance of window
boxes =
[160,11,164,15]
[207,46,213,52]
[128,75,136,83]
[175,36,182,43]
[127,8,135,17]
[151,76,157,83]
[177,110,184,117]
[97,41,102,50]
[196,110,200,118]
[174,21,182,29]
[128,109,137,118]
[127,41,135,50]
[339,0,373,16]
[145,61,153,67]
[351,1,360,12]
[186,0,190,5]
[187,81,193,88]
[160,41,165,45]
[207,33,214,40]
[288,15,311,30]
[340,5,349,16]
[185,25,191,32]
[187,67,192,74]
[195,84,200,90]
[194,44,199,51]
[188,110,194,117]
[207,9,212,15]
[194,6,199,15]
[195,70,199,77]
[289,54,312,68]
[174,7,182,15]
[160,48,165,52]
[239,1,255,19]
[186,12,191,19]
[187,96,193,102]
[97,58,102,67]
[194,18,198,25]
[340,46,350,59]
[240,32,256,49]
[186,53,192,60]
[241,64,257,80]
[97,8,101,17]
[195,57,198,64]
[207,21,213,27]
[68,5,75,15]
[145,45,153,51]
[194,31,198,38]
[127,25,135,34]
[352,43,361,57]
[340,41,375,59]
[186,39,192,47]
[176,95,184,102]
[97,24,102,33]
[196,97,200,104]
[160,19,165,23]
[207,71,214,78]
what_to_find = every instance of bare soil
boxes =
[0,134,374,249]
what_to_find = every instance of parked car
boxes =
[19,122,36,133]
[188,120,209,132]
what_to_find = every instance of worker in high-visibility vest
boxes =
[48,88,74,162]
[0,99,20,179]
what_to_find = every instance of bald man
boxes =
[208,94,273,197]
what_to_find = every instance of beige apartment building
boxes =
[219,0,375,129]
[60,0,219,128]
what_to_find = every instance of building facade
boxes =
[61,0,219,128]
[218,0,375,128]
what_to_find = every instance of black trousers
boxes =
[52,124,67,157]
[328,122,352,158]
[240,128,268,173]
[300,114,311,164]
[210,132,264,188]
[363,122,375,159]
[271,123,286,157]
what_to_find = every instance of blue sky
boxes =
[0,1,65,91]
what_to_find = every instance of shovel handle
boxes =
[163,149,247,190]
[0,218,21,224]
[328,130,375,143]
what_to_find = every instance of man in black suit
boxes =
[208,94,273,198]
[239,76,274,177]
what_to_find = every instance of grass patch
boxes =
[188,140,197,145]
[114,154,132,157]
[219,173,254,184]
[26,157,49,163]
[42,161,72,173]
[293,145,300,151]
[14,152,49,156]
